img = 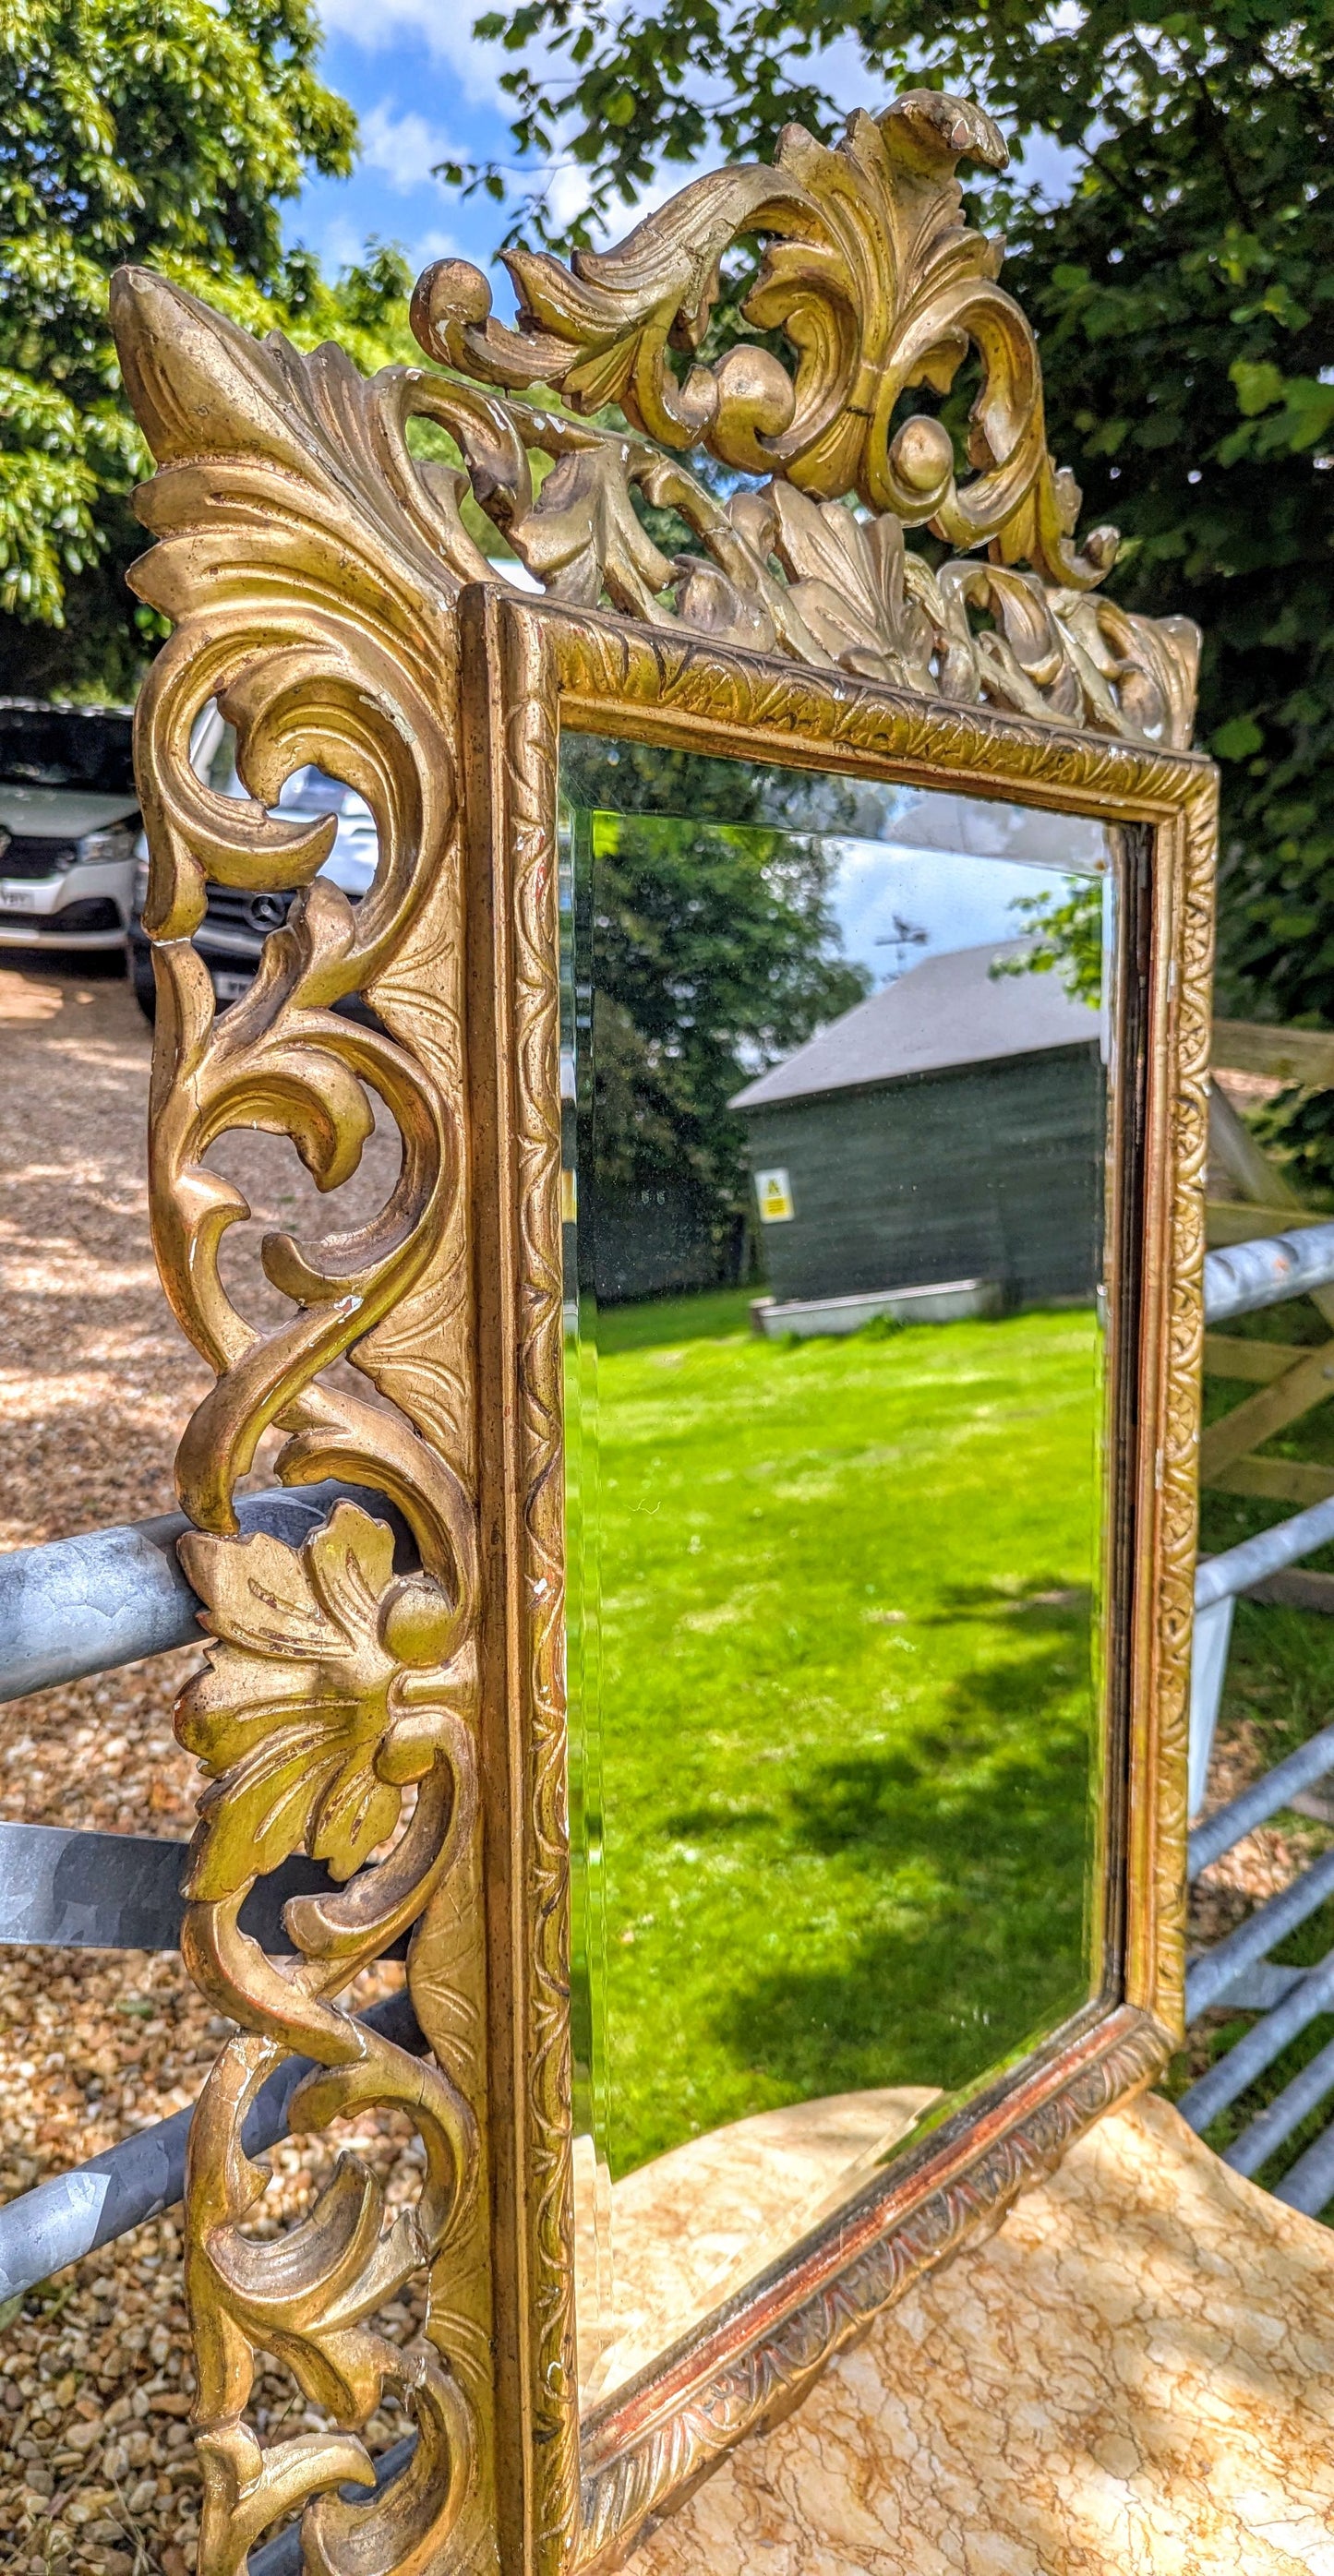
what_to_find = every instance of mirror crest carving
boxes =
[412,88,1199,748]
[105,81,1213,2576]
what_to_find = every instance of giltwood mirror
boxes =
[111,85,1216,2576]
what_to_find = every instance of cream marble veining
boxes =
[578,2085,939,2402]
[626,2093,1334,2573]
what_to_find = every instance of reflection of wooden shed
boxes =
[732,941,1103,1312]
[591,1175,722,1304]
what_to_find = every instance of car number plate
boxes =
[213,971,252,1001]
[0,883,34,909]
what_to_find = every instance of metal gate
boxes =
[0,1478,423,2574]
[1184,1215,1334,2205]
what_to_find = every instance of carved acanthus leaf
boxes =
[412,89,1116,591]
[401,90,1198,748]
[113,244,1198,761]
[177,1504,475,1900]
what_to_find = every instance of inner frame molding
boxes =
[108,78,1217,2576]
[464,591,1215,2573]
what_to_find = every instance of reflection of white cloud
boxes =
[830,844,1096,985]
[871,791,1108,875]
[360,102,458,195]
[319,0,506,103]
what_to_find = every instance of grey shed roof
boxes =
[732,940,1100,1110]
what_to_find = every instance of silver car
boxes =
[0,701,139,952]
[128,728,379,1021]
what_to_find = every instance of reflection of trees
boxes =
[563,740,869,1240]
[998,879,1103,1005]
[693,1589,1095,2106]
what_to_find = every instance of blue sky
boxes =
[293,5,523,288]
[293,7,1082,306]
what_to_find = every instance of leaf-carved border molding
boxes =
[491,593,1207,2571]
[542,594,1215,819]
[575,2007,1169,2572]
[482,591,583,2563]
[1137,786,1218,2036]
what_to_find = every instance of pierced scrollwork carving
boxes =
[177,1505,479,2576]
[411,91,1102,575]
[109,75,1209,2570]
[403,89,1199,749]
[110,263,497,2574]
[406,89,1198,748]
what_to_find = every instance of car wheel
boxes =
[130,948,156,1025]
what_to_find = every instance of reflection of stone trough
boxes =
[750,1277,1004,1340]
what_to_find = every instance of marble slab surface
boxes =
[627,2091,1334,2573]
[578,2085,938,2403]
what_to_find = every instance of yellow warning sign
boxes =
[756,1167,794,1224]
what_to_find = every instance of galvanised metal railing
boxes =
[1182,1219,1334,2211]
[0,1480,420,2575]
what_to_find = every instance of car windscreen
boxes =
[0,703,137,795]
[277,766,352,814]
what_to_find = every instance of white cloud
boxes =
[413,224,464,264]
[531,154,699,251]
[312,213,369,272]
[318,0,506,105]
[469,28,899,254]
[800,32,898,118]
[543,162,595,236]
[300,204,465,288]
[359,101,460,196]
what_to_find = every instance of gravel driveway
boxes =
[0,959,419,2575]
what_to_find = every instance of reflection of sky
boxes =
[830,843,1087,985]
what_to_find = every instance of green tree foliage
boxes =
[996,880,1104,1007]
[459,4,1334,1156]
[564,743,868,1254]
[0,0,414,697]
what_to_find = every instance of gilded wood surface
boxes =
[493,596,1211,2569]
[112,266,499,2575]
[108,77,1214,2573]
[458,588,581,2572]
[545,605,1208,814]
[410,89,1198,751]
[1128,788,1217,2041]
[576,2008,1170,2572]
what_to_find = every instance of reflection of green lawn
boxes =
[587,1289,1099,2179]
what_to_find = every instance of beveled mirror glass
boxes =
[559,746,1118,2400]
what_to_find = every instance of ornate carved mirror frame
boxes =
[110,86,1217,2576]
